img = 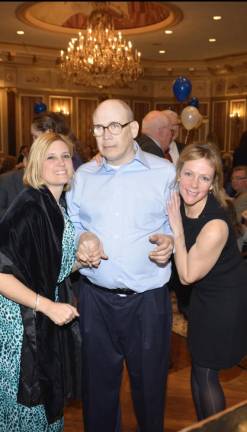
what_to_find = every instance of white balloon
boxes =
[195,113,203,129]
[181,106,201,131]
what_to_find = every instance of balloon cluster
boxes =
[172,76,202,131]
[34,102,47,114]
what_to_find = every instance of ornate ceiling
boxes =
[16,2,182,34]
[0,2,247,78]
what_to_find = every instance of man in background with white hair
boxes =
[162,109,185,165]
[138,108,190,319]
[136,110,173,159]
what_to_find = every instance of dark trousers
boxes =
[79,277,172,432]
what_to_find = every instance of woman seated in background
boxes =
[15,145,30,169]
[0,132,80,431]
[241,209,247,259]
[221,151,234,197]
[167,142,247,421]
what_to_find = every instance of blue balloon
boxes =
[188,96,199,108]
[34,102,47,114]
[172,76,192,102]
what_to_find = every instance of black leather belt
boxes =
[106,288,136,295]
[87,279,137,295]
[98,286,137,295]
[84,277,137,296]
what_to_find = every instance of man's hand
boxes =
[148,233,174,265]
[76,232,108,268]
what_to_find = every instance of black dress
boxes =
[181,193,247,369]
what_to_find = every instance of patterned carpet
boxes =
[171,292,188,338]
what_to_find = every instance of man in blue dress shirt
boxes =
[66,99,176,432]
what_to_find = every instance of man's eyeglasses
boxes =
[232,176,247,181]
[91,121,132,137]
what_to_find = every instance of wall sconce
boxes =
[229,111,241,120]
[54,104,70,116]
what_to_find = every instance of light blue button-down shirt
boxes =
[66,143,176,293]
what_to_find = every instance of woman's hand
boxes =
[167,191,184,238]
[91,152,103,165]
[38,296,79,326]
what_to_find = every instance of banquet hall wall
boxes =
[0,62,246,161]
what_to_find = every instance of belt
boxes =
[84,277,137,296]
[98,286,137,296]
[107,288,136,295]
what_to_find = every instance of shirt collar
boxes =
[95,141,151,173]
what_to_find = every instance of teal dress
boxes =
[0,208,75,431]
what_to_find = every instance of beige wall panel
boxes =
[19,94,45,148]
[212,100,228,151]
[77,98,98,160]
[229,99,246,151]
[133,101,151,129]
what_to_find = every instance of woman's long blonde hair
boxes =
[23,132,74,190]
[176,142,228,207]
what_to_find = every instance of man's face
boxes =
[31,125,43,142]
[162,110,180,141]
[231,169,247,193]
[158,125,173,153]
[93,101,138,166]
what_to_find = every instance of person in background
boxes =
[0,154,17,174]
[16,144,29,169]
[224,197,246,252]
[167,142,247,421]
[0,132,80,431]
[233,130,247,166]
[161,109,190,317]
[0,166,24,218]
[241,209,247,259]
[66,99,175,432]
[230,165,247,222]
[136,109,173,158]
[0,111,84,218]
[31,111,85,170]
[137,109,189,318]
[162,109,185,164]
[221,151,235,197]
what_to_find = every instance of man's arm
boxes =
[0,174,9,218]
[148,163,175,265]
[66,169,108,267]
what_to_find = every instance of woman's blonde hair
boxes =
[23,132,74,190]
[176,142,228,207]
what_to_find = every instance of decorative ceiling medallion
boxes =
[16,2,183,36]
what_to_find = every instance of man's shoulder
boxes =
[235,191,247,203]
[141,150,176,174]
[76,160,99,175]
[0,168,24,184]
[136,134,155,146]
[136,134,163,158]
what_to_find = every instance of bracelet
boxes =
[33,293,40,316]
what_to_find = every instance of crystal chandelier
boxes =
[59,6,143,88]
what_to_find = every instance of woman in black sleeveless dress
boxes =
[167,142,247,420]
